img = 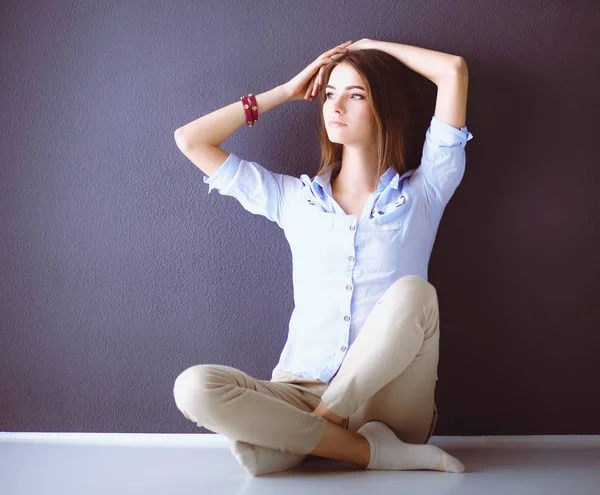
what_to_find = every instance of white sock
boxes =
[357,421,466,473]
[230,440,307,476]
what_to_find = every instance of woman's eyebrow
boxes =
[325,85,365,90]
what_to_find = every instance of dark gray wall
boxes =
[1,0,599,435]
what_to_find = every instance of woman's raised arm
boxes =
[174,41,352,177]
[348,38,462,86]
[174,85,289,150]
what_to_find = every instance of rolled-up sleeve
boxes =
[413,116,474,208]
[203,152,303,229]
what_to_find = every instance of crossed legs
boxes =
[174,276,464,474]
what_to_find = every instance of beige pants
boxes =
[173,275,440,455]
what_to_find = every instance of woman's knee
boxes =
[385,275,437,308]
[172,364,229,418]
[391,275,435,295]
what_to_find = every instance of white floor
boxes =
[1,433,599,494]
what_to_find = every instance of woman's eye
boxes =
[325,93,363,99]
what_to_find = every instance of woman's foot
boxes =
[230,440,307,476]
[357,421,465,473]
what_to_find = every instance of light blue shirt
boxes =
[203,116,473,384]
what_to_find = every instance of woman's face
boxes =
[323,63,376,146]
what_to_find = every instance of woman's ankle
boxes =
[313,400,346,426]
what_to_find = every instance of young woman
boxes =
[173,38,473,477]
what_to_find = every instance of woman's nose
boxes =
[333,103,344,113]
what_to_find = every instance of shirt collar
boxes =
[312,164,401,196]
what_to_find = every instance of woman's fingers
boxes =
[311,64,329,97]
[313,61,330,96]
[309,57,331,92]
[305,76,314,100]
[322,47,348,60]
[323,42,351,57]
[307,73,319,99]
[312,67,323,96]
[306,43,351,100]
[328,40,352,53]
[316,45,347,63]
[316,64,327,94]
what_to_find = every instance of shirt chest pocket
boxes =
[370,195,406,232]
[372,221,402,231]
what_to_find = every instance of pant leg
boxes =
[348,330,439,444]
[320,274,440,444]
[173,364,329,455]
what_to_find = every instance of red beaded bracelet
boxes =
[240,93,258,126]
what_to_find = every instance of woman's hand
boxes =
[282,41,353,102]
[304,38,374,100]
[345,38,373,52]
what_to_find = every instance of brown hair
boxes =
[313,49,423,184]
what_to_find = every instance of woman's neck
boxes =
[332,145,379,196]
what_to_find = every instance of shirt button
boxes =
[348,256,354,262]
[344,315,350,321]
[341,346,347,351]
[346,285,352,291]
[349,225,355,230]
